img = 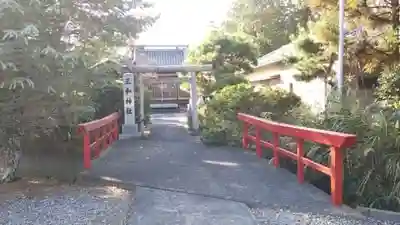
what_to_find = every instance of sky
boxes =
[136,0,234,46]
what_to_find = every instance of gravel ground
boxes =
[0,184,134,225]
[0,182,399,225]
[250,207,400,225]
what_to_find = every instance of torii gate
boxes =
[121,46,213,138]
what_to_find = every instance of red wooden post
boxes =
[108,125,112,145]
[103,125,109,149]
[272,132,279,167]
[94,130,101,157]
[330,146,343,206]
[83,133,91,169]
[78,112,120,168]
[107,124,112,145]
[242,122,249,149]
[296,138,304,183]
[236,112,356,207]
[117,121,119,139]
[255,126,262,158]
[113,120,119,141]
[111,122,115,142]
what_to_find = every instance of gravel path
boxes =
[0,184,134,225]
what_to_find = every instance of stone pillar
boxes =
[122,72,139,138]
[189,72,199,132]
[139,74,145,137]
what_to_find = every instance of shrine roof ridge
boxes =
[135,45,188,50]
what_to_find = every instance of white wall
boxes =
[247,64,329,113]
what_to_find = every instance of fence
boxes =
[78,112,120,169]
[237,113,356,206]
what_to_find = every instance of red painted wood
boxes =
[237,113,356,148]
[242,122,249,149]
[296,138,304,184]
[255,127,262,158]
[237,113,356,206]
[330,146,343,205]
[83,134,91,169]
[78,112,120,133]
[78,112,120,169]
[272,133,280,167]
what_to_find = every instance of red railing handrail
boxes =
[237,112,357,207]
[78,112,120,133]
[237,113,356,148]
[77,112,120,169]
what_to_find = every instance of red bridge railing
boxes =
[78,112,120,169]
[237,113,356,206]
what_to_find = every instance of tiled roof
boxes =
[134,47,187,66]
[257,43,296,67]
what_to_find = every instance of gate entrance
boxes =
[147,74,190,108]
[122,45,213,137]
[134,45,190,109]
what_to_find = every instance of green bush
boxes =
[92,84,123,119]
[198,83,301,146]
[92,83,152,126]
[276,92,400,211]
[376,65,400,109]
[198,74,400,212]
[212,74,248,93]
[315,102,400,211]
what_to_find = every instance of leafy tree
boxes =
[188,31,258,74]
[376,65,400,109]
[187,31,258,95]
[0,0,156,182]
[292,0,400,82]
[288,10,338,84]
[223,0,306,55]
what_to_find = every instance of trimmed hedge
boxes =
[198,83,301,146]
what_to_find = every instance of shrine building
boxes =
[133,45,190,107]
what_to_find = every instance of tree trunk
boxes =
[391,0,400,61]
[0,147,21,183]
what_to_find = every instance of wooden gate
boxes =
[148,77,190,102]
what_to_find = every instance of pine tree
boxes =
[291,0,400,83]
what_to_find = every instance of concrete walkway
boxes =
[81,113,398,225]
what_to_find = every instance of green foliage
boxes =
[286,94,400,211]
[0,0,157,182]
[224,0,306,55]
[199,83,301,146]
[198,77,400,211]
[290,17,338,83]
[188,31,257,96]
[376,65,400,109]
[280,0,400,211]
[292,0,400,84]
[198,73,248,96]
[188,31,258,74]
[92,83,152,126]
[212,74,248,92]
[93,84,124,119]
[141,88,152,125]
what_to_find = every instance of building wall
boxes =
[246,63,329,113]
[146,73,190,100]
[247,64,283,83]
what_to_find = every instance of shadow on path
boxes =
[80,113,399,225]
